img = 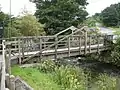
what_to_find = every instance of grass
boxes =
[12,66,61,90]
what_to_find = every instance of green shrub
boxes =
[53,65,87,90]
[94,74,117,90]
[111,37,120,66]
[37,60,56,73]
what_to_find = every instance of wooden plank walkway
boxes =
[10,44,104,57]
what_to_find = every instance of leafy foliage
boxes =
[0,11,9,37]
[0,11,9,23]
[111,37,120,65]
[101,3,120,27]
[4,13,45,37]
[84,13,102,27]
[32,0,88,35]
[37,60,56,73]
[92,74,117,90]
[54,65,87,90]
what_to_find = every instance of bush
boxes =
[111,37,120,66]
[53,65,87,90]
[37,60,56,73]
[94,74,117,90]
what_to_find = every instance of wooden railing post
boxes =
[18,38,21,65]
[6,46,11,74]
[39,37,42,60]
[79,36,81,55]
[15,38,17,50]
[55,36,58,60]
[97,36,100,53]
[21,39,25,59]
[104,35,107,50]
[68,37,70,57]
[89,36,91,53]
[84,31,87,55]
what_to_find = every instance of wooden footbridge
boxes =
[0,26,113,89]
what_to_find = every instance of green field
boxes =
[12,66,61,90]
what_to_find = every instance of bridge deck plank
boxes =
[9,44,104,60]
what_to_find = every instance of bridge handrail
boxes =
[22,26,87,63]
[43,26,87,51]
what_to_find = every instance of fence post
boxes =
[6,46,11,74]
[84,30,87,55]
[104,35,107,50]
[55,36,58,60]
[68,37,70,57]
[97,35,100,53]
[89,36,91,53]
[21,38,25,59]
[39,37,42,61]
[18,38,21,65]
[79,36,81,55]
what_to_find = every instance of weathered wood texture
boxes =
[0,26,113,63]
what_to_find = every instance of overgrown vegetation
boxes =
[12,60,119,90]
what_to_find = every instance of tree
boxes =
[0,11,9,37]
[5,13,45,37]
[17,14,45,36]
[84,13,102,27]
[31,0,88,35]
[101,3,120,27]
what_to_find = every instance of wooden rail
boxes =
[0,26,114,64]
